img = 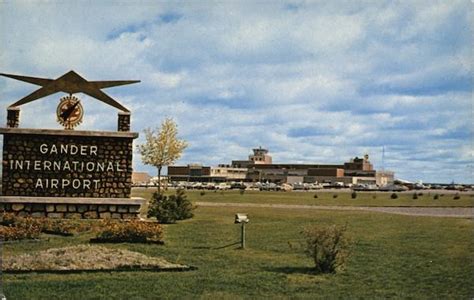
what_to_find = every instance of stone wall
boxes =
[1,129,138,198]
[118,112,131,132]
[7,108,20,128]
[0,202,140,219]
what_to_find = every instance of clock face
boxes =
[56,95,84,130]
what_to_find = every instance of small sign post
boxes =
[235,213,249,249]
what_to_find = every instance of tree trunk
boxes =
[157,166,162,193]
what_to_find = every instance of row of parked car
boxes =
[163,181,473,192]
[169,181,325,191]
[168,181,398,191]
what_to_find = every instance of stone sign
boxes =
[0,71,144,219]
[1,129,136,198]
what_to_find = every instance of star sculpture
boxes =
[0,70,139,112]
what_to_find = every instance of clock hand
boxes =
[60,101,80,121]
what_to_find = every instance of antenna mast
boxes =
[382,146,385,171]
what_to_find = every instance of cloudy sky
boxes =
[0,1,472,183]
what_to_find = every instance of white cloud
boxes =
[0,1,471,183]
[148,71,186,89]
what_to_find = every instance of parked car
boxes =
[413,183,428,190]
[378,184,409,192]
[321,183,332,189]
[280,183,293,191]
[260,182,281,191]
[230,182,246,189]
[191,182,203,189]
[216,182,231,190]
[292,182,305,190]
[352,184,379,191]
[203,182,216,190]
[308,183,323,190]
[446,184,466,191]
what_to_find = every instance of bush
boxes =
[453,193,460,200]
[0,213,41,240]
[390,193,398,199]
[333,194,338,199]
[148,189,195,224]
[412,193,418,200]
[0,225,41,241]
[239,189,245,196]
[93,219,163,243]
[351,191,357,199]
[433,194,439,200]
[313,194,318,199]
[302,224,351,273]
[0,212,18,226]
[1,213,91,236]
[200,191,206,196]
[40,219,93,236]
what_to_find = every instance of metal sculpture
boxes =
[0,70,139,112]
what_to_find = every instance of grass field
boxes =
[133,188,474,207]
[3,199,473,299]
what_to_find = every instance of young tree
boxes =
[138,118,188,192]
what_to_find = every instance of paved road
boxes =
[196,202,474,218]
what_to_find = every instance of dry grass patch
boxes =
[3,245,191,273]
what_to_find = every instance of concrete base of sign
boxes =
[0,196,146,219]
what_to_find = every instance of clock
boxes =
[56,95,84,130]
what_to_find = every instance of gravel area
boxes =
[196,202,474,218]
[4,245,191,272]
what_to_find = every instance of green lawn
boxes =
[3,204,473,299]
[133,188,474,207]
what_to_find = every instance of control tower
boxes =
[249,146,272,164]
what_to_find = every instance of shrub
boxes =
[148,189,195,223]
[351,191,357,199]
[0,213,41,240]
[390,193,398,199]
[433,194,439,200]
[302,224,351,273]
[453,193,460,200]
[313,194,318,199]
[200,191,206,196]
[40,219,93,236]
[0,212,18,226]
[239,189,245,196]
[1,213,91,236]
[0,225,41,241]
[333,194,338,199]
[93,219,163,243]
[412,193,418,200]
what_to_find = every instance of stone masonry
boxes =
[118,112,131,132]
[1,202,140,219]
[7,107,20,128]
[1,128,137,198]
[0,197,144,219]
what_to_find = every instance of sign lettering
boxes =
[8,143,125,191]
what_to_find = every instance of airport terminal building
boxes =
[168,147,394,186]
